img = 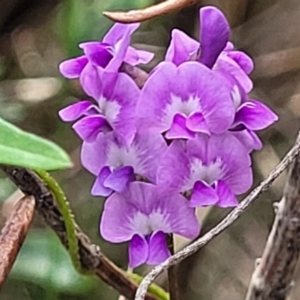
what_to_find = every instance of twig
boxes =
[0,195,35,290]
[0,166,159,300]
[245,152,300,300]
[103,0,197,23]
[134,132,300,300]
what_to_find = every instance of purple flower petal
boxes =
[165,29,200,66]
[101,71,139,146]
[165,114,196,140]
[80,63,103,100]
[216,180,238,207]
[226,51,254,74]
[137,62,235,136]
[124,46,154,65]
[189,180,219,207]
[81,132,167,183]
[129,234,148,268]
[206,133,253,194]
[216,54,253,93]
[224,42,234,51]
[100,182,200,243]
[230,129,263,152]
[176,62,235,134]
[79,42,113,68]
[159,133,253,200]
[199,6,230,68]
[72,115,111,142]
[100,190,141,242]
[103,23,140,72]
[157,140,190,192]
[59,100,95,122]
[147,231,171,265]
[234,100,278,131]
[186,111,210,134]
[59,56,88,79]
[103,23,140,45]
[104,166,134,193]
[91,166,113,197]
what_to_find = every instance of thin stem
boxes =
[34,169,81,272]
[167,234,179,300]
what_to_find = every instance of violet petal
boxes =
[59,100,94,122]
[91,166,113,197]
[189,180,219,207]
[199,6,230,68]
[72,115,110,141]
[59,56,88,79]
[129,234,148,268]
[165,113,196,140]
[234,100,278,131]
[147,231,171,265]
[104,166,134,193]
[216,180,238,207]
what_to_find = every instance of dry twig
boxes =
[245,151,300,300]
[0,166,159,300]
[134,132,300,300]
[103,0,196,23]
[0,195,35,290]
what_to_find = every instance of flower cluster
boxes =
[59,6,278,268]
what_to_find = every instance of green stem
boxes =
[129,273,170,300]
[34,169,81,273]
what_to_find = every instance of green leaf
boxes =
[0,117,72,170]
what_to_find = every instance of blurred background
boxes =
[0,0,300,299]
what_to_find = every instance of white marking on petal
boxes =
[98,96,121,125]
[130,210,171,236]
[184,157,225,190]
[163,94,201,128]
[231,85,241,110]
[106,141,147,174]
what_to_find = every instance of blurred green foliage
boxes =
[57,0,151,57]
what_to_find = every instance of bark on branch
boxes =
[245,152,300,300]
[0,166,159,300]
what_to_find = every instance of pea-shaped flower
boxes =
[165,6,253,93]
[137,61,235,139]
[81,132,167,196]
[59,68,139,146]
[157,133,253,207]
[59,23,153,78]
[100,182,200,268]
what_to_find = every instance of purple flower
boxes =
[100,182,200,268]
[81,132,167,196]
[165,6,253,93]
[59,68,139,146]
[157,133,253,208]
[59,23,154,79]
[224,77,278,152]
[136,61,235,139]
